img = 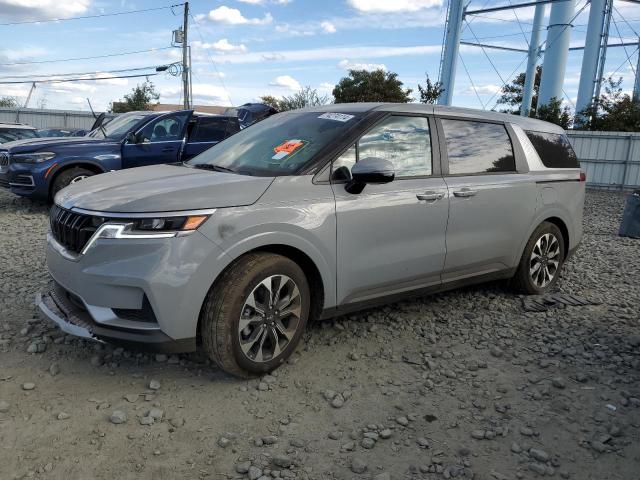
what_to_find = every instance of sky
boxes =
[0,0,638,113]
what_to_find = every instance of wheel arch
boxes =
[543,216,570,257]
[47,161,106,200]
[196,240,330,339]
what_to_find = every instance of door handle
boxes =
[416,191,445,202]
[161,147,176,152]
[453,188,478,198]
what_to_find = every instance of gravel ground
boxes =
[0,187,639,480]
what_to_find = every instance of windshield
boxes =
[88,112,152,140]
[187,111,361,175]
[0,128,39,143]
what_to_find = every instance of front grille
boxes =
[0,152,9,167]
[50,205,104,254]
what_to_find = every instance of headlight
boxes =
[131,215,208,231]
[80,215,210,255]
[12,152,56,163]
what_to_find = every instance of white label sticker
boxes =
[318,112,354,122]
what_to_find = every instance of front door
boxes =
[122,111,192,168]
[438,117,537,281]
[332,114,449,306]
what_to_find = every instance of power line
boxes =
[458,52,487,109]
[0,3,185,27]
[189,13,234,106]
[0,66,161,80]
[0,47,174,67]
[0,73,158,85]
[464,19,507,84]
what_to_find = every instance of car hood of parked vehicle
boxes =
[55,164,275,213]
[1,136,111,153]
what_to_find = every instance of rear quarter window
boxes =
[525,131,579,168]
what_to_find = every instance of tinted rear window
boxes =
[441,119,516,174]
[193,118,229,142]
[525,131,579,168]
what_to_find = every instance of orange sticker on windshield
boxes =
[272,139,304,160]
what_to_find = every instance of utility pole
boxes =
[182,1,190,109]
[438,0,465,106]
[521,2,546,117]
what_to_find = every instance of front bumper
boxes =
[37,280,196,353]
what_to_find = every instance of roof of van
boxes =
[298,103,565,134]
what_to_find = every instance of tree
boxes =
[333,69,413,103]
[536,97,572,129]
[260,86,330,112]
[417,75,444,104]
[497,66,542,115]
[110,81,160,113]
[0,96,19,108]
[576,77,640,132]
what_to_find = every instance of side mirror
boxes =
[346,157,395,194]
[126,132,139,144]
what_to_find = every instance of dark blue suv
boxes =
[0,108,261,201]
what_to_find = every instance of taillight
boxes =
[580,171,586,182]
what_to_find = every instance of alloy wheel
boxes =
[529,233,560,288]
[70,175,89,184]
[238,274,302,363]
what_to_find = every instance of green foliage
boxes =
[497,66,542,115]
[576,78,640,132]
[0,96,19,108]
[333,69,413,103]
[110,81,160,113]
[417,75,444,104]
[535,97,572,129]
[260,86,330,112]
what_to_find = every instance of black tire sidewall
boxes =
[52,168,94,196]
[521,222,565,294]
[226,257,310,374]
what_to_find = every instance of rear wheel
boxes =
[51,167,94,197]
[200,253,310,377]
[512,221,565,295]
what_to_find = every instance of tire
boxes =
[201,253,310,378]
[51,167,95,197]
[512,221,566,295]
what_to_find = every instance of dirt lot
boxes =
[0,187,639,480]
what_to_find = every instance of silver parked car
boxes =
[37,104,585,377]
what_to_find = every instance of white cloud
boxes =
[211,44,442,65]
[161,84,232,106]
[338,59,386,71]
[206,6,273,25]
[269,75,301,91]
[347,0,441,13]
[320,21,336,33]
[0,0,90,20]
[466,84,501,95]
[237,0,291,4]
[193,39,247,53]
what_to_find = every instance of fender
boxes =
[513,206,573,266]
[203,226,337,309]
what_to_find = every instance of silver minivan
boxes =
[37,103,585,377]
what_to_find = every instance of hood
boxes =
[55,164,275,213]
[1,136,108,152]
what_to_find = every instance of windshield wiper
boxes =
[191,163,237,174]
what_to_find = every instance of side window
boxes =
[358,116,432,177]
[192,118,229,142]
[525,131,579,168]
[332,144,357,181]
[441,119,515,174]
[138,113,189,143]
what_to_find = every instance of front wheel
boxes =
[51,167,94,197]
[512,221,565,295]
[200,253,310,377]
